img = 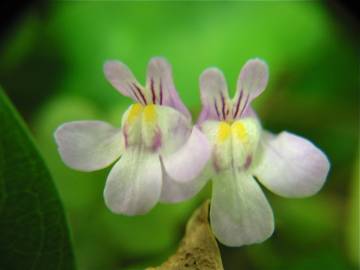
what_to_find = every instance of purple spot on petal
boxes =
[213,156,221,173]
[152,130,162,152]
[244,155,252,170]
[123,127,129,148]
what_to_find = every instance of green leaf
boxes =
[346,157,359,266]
[0,88,75,270]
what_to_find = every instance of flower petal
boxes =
[238,58,268,99]
[253,131,330,198]
[104,147,162,215]
[198,68,231,123]
[233,59,268,118]
[55,121,123,171]
[147,57,190,118]
[210,169,274,247]
[156,105,192,155]
[104,60,147,104]
[162,126,211,183]
[160,160,211,203]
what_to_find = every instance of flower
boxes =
[197,59,330,246]
[54,57,211,215]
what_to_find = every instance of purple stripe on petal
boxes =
[129,83,142,104]
[214,99,220,119]
[239,94,250,117]
[150,78,156,104]
[104,61,141,102]
[133,83,147,104]
[233,90,243,118]
[221,93,226,120]
[146,57,190,118]
[159,80,163,105]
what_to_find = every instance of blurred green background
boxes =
[0,1,358,270]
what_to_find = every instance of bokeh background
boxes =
[0,1,358,270]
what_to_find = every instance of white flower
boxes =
[197,59,330,246]
[54,57,211,215]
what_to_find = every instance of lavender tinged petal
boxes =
[104,60,144,103]
[104,147,162,215]
[156,105,192,155]
[162,126,211,183]
[147,57,190,118]
[254,131,330,198]
[160,160,211,203]
[54,121,123,171]
[198,68,230,124]
[233,59,268,118]
[210,170,274,247]
[238,58,268,99]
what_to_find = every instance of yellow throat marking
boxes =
[216,121,248,143]
[217,122,231,143]
[143,104,157,124]
[127,103,143,124]
[127,103,158,125]
[232,122,248,142]
[127,103,157,125]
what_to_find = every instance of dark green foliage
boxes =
[0,88,75,270]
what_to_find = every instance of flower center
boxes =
[203,118,260,172]
[122,103,161,151]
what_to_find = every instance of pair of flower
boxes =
[55,57,330,247]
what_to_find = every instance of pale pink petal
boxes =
[156,106,192,156]
[233,59,268,118]
[210,170,274,246]
[147,57,190,118]
[104,147,162,215]
[162,127,211,183]
[198,68,231,124]
[253,131,330,197]
[54,121,123,171]
[104,60,147,104]
[159,160,211,203]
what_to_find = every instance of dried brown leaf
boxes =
[147,200,223,270]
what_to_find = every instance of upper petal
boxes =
[54,121,123,171]
[162,126,211,183]
[146,57,190,118]
[104,147,162,215]
[253,131,330,198]
[233,59,268,119]
[238,58,268,99]
[210,169,274,247]
[199,68,231,123]
[104,60,147,104]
